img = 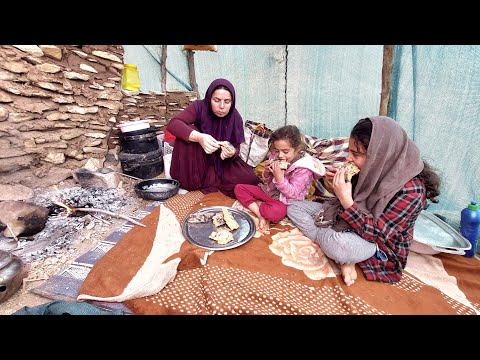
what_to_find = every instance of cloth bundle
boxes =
[239,120,273,167]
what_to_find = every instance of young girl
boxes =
[234,125,325,231]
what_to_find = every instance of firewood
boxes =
[52,201,146,228]
[74,208,146,228]
[4,223,19,241]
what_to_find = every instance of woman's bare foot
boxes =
[340,263,357,286]
[259,216,270,231]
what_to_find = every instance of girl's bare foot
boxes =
[339,263,357,286]
[248,201,262,219]
[259,216,270,231]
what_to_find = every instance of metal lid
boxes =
[413,210,471,252]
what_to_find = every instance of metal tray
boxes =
[182,206,255,250]
[413,210,471,254]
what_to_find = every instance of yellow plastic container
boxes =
[121,64,141,91]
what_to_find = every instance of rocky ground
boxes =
[0,175,152,315]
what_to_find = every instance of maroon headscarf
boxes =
[193,78,245,176]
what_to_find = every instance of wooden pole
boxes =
[379,45,394,116]
[161,45,167,94]
[186,49,199,97]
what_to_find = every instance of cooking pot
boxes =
[119,149,163,180]
[119,127,160,154]
[134,178,180,201]
[0,250,26,304]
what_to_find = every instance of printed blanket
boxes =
[77,192,480,315]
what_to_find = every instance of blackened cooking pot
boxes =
[134,178,180,201]
[119,126,159,154]
[119,149,163,180]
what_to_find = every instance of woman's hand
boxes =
[332,167,354,209]
[220,144,236,160]
[195,132,220,154]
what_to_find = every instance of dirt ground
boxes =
[0,176,152,315]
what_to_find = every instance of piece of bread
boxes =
[209,229,234,245]
[212,212,226,227]
[187,212,216,223]
[344,163,360,181]
[222,207,239,230]
[277,160,290,170]
[217,141,235,152]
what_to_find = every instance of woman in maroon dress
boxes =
[166,78,259,198]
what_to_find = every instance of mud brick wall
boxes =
[0,45,196,188]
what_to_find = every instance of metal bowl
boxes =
[134,178,180,201]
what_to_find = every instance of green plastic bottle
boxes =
[121,64,140,91]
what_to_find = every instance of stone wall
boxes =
[0,45,196,189]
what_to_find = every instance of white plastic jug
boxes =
[163,153,172,179]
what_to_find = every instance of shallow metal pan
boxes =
[182,206,255,250]
[413,210,471,255]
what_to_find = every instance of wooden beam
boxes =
[379,45,394,116]
[186,49,199,97]
[183,45,217,52]
[161,45,167,94]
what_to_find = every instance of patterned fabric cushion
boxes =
[302,135,349,200]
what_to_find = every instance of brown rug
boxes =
[78,192,480,315]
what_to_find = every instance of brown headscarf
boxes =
[316,116,424,231]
